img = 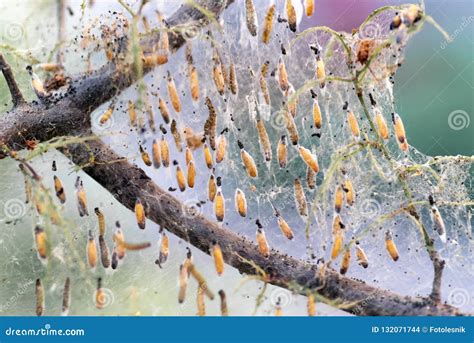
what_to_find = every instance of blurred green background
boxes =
[299,0,473,157]
[395,1,473,157]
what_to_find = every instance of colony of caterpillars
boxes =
[17,0,463,317]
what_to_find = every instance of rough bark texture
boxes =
[0,53,26,107]
[0,0,465,316]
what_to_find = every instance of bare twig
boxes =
[57,0,67,64]
[0,53,26,107]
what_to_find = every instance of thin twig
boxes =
[0,53,26,107]
[57,0,67,64]
[355,88,445,303]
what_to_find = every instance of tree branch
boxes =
[0,0,231,157]
[0,53,26,107]
[430,254,445,303]
[62,137,461,316]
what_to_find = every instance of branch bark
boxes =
[0,0,466,316]
[430,255,445,303]
[0,53,26,107]
[62,138,461,316]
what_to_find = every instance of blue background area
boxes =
[0,316,472,343]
